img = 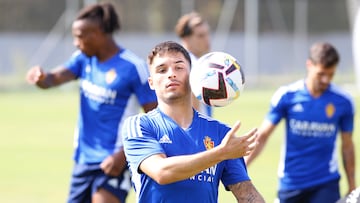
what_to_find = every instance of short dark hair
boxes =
[147,41,191,67]
[175,12,206,38]
[76,2,121,34]
[309,42,339,68]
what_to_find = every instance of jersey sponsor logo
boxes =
[289,118,336,137]
[292,103,304,112]
[203,136,214,150]
[325,103,335,118]
[105,68,117,84]
[189,165,217,183]
[81,80,117,104]
[159,134,172,144]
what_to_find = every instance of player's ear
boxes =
[306,59,314,67]
[306,59,313,71]
[148,77,154,90]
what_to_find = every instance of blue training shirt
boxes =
[122,108,250,203]
[64,48,157,164]
[267,80,355,190]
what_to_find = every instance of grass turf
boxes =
[0,88,358,202]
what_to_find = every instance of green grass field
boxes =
[0,88,359,203]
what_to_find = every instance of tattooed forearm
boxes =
[228,181,265,203]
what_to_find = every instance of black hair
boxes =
[76,2,121,34]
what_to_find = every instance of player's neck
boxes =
[305,79,325,98]
[96,40,119,62]
[159,100,193,129]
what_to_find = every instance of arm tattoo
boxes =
[228,181,265,203]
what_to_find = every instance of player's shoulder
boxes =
[117,48,149,78]
[328,84,355,111]
[118,48,145,64]
[328,83,354,101]
[134,108,162,125]
[144,108,161,119]
[126,109,158,122]
[197,111,218,123]
[270,80,304,105]
[274,80,304,95]
[195,110,230,130]
[283,80,305,92]
[123,111,157,135]
[69,50,88,61]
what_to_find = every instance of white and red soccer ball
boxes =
[190,51,245,107]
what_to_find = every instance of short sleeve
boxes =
[64,50,86,78]
[266,86,288,124]
[339,96,355,133]
[122,114,164,173]
[221,158,250,189]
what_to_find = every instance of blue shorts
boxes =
[277,179,340,203]
[67,163,131,203]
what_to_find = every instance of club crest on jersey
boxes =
[203,136,214,150]
[325,103,335,118]
[105,68,117,84]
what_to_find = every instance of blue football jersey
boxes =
[64,48,157,164]
[122,108,250,203]
[267,80,355,190]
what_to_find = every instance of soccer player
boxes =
[175,12,213,117]
[25,3,157,203]
[121,41,265,203]
[245,42,356,203]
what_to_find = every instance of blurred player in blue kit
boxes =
[26,2,157,203]
[245,42,356,203]
[175,12,213,117]
[121,41,265,203]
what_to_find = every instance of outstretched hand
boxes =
[219,121,258,160]
[26,66,45,84]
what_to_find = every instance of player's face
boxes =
[306,59,336,94]
[185,23,210,58]
[72,19,103,56]
[148,52,192,103]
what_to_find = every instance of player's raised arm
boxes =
[26,65,76,89]
[245,120,276,166]
[139,122,258,185]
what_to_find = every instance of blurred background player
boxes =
[175,12,213,117]
[245,42,356,203]
[122,41,265,203]
[25,2,157,203]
